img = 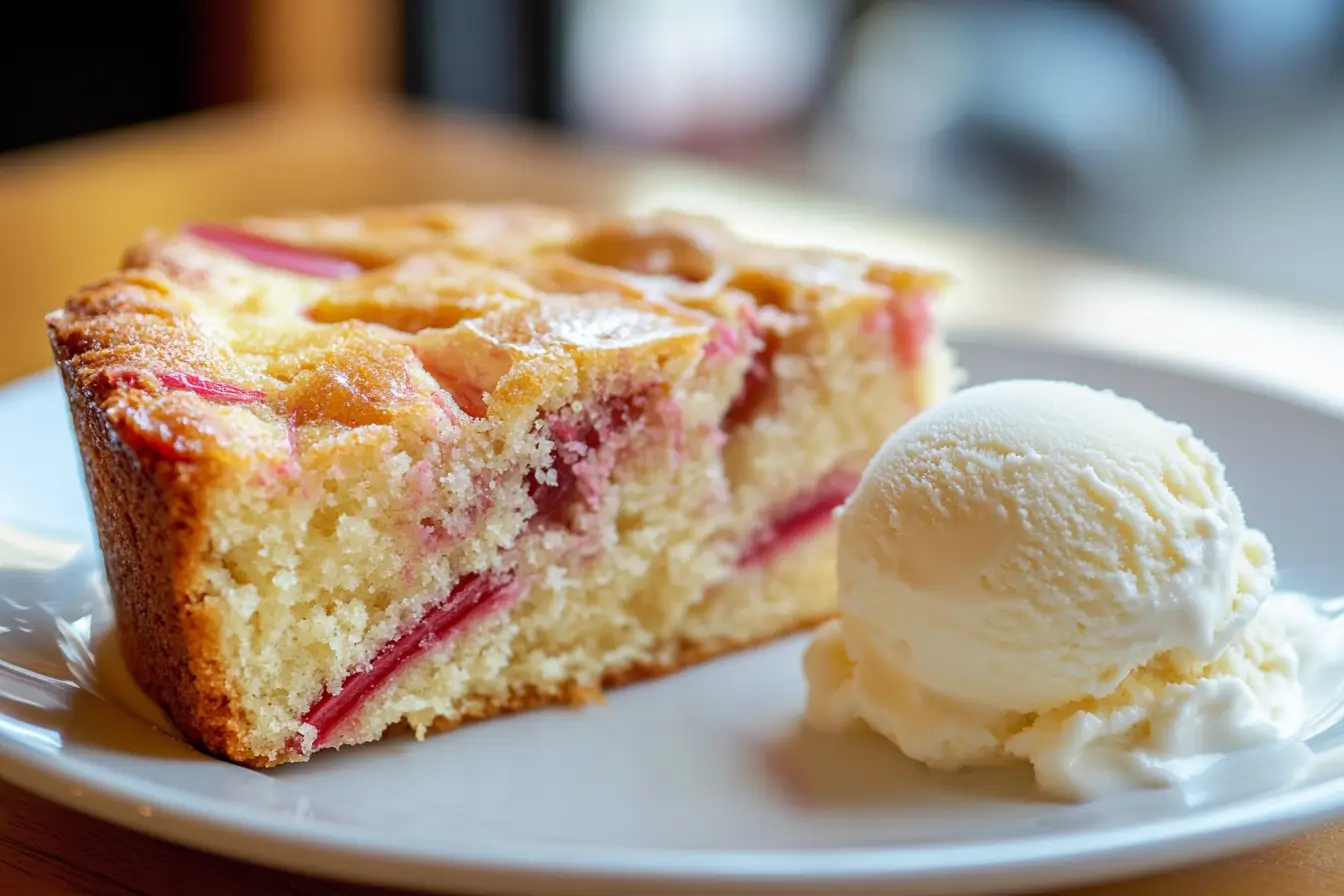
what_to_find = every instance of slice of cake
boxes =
[47,202,956,766]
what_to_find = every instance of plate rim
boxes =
[6,333,1344,893]
[7,730,1344,894]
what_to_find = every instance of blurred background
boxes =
[6,0,1344,388]
[11,0,1344,308]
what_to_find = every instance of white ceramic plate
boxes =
[4,334,1344,896]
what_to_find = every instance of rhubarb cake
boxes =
[47,202,956,766]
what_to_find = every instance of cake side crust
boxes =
[49,330,257,763]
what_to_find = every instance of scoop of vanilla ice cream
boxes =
[805,379,1283,797]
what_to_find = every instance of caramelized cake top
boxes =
[47,202,948,475]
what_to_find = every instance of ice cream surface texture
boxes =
[804,379,1327,800]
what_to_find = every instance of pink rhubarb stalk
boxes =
[302,572,520,748]
[185,222,364,280]
[737,472,860,569]
[528,395,645,525]
[158,371,266,404]
[722,313,772,427]
[890,292,932,368]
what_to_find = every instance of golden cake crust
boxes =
[48,201,948,766]
[50,334,249,760]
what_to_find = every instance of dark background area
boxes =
[1,4,196,153]
[402,0,563,122]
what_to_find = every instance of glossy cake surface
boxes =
[47,202,956,765]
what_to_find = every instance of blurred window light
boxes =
[828,1,1195,200]
[562,0,848,145]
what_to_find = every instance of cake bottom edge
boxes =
[235,610,836,769]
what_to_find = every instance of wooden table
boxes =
[4,100,1344,895]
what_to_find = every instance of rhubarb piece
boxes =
[529,395,647,525]
[447,387,490,420]
[723,316,776,427]
[528,446,584,524]
[303,572,520,747]
[159,371,266,404]
[738,472,861,569]
[185,222,364,280]
[420,373,489,420]
[724,347,774,426]
[704,321,746,359]
[413,328,516,420]
[891,292,932,368]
